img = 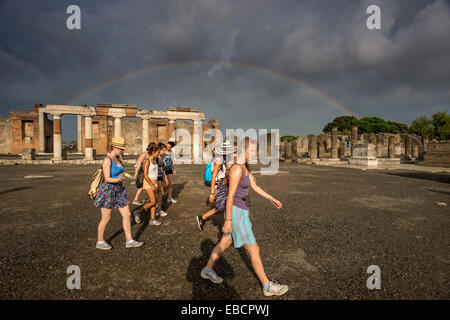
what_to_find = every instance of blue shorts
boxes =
[225,205,256,248]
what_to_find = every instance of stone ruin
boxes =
[279,126,450,167]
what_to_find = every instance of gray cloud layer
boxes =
[0,0,449,140]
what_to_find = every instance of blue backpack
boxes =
[204,161,213,186]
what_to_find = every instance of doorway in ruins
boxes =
[61,115,79,155]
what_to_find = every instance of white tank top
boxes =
[147,159,158,180]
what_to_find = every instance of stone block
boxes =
[21,148,36,160]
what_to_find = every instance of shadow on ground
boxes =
[383,171,450,184]
[187,239,241,300]
[0,186,33,195]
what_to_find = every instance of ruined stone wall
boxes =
[0,116,12,154]
[423,141,450,165]
[123,118,143,155]
[9,110,40,154]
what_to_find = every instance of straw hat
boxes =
[215,141,234,155]
[111,137,126,150]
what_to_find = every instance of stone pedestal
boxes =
[348,143,378,167]
[21,148,36,160]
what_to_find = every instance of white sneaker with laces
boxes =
[126,239,144,248]
[158,210,168,217]
[263,281,289,297]
[96,241,112,250]
[149,219,162,226]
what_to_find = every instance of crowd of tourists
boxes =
[92,136,288,297]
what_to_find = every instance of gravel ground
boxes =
[0,163,449,299]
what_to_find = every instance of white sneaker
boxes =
[96,241,112,250]
[158,210,168,217]
[167,198,172,204]
[263,281,289,297]
[149,219,162,226]
[169,198,177,203]
[126,239,144,248]
[132,200,142,206]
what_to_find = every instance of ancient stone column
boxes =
[85,116,94,161]
[52,114,62,160]
[388,136,396,159]
[114,117,122,137]
[285,141,292,162]
[280,141,286,159]
[331,127,338,159]
[168,120,175,141]
[375,134,383,158]
[338,143,345,158]
[318,134,325,158]
[193,120,202,164]
[413,145,419,159]
[142,118,149,152]
[38,109,45,154]
[351,126,358,156]
[77,115,82,153]
[308,135,317,159]
[405,135,412,160]
[292,139,298,161]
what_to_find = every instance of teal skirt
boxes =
[225,205,256,248]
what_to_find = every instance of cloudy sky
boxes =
[1,0,449,141]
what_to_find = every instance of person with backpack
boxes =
[196,141,234,231]
[133,144,162,226]
[200,138,288,297]
[131,142,154,206]
[94,137,143,250]
[156,142,168,217]
[163,141,177,204]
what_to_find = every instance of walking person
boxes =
[196,141,234,231]
[156,142,168,217]
[200,138,288,297]
[94,137,143,250]
[131,142,155,205]
[163,141,177,204]
[133,144,162,226]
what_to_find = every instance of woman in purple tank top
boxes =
[201,137,289,297]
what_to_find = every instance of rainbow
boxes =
[66,60,356,117]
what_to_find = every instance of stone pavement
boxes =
[0,163,449,299]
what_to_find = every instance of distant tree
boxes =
[409,116,434,138]
[387,120,409,134]
[431,111,450,141]
[356,117,390,133]
[281,135,297,142]
[322,116,358,134]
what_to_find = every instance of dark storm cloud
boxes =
[0,0,449,140]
